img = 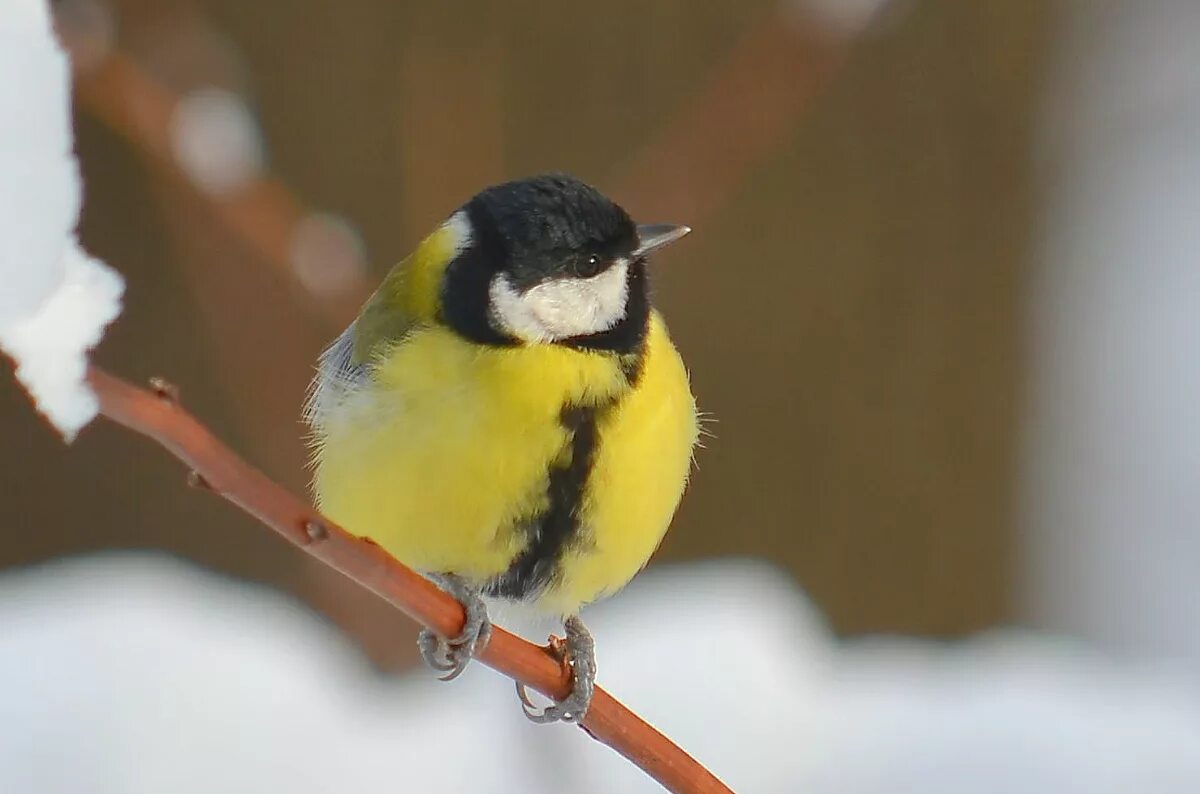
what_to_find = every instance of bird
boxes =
[305,174,698,723]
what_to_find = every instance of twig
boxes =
[85,366,733,794]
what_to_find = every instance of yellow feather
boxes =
[311,312,697,616]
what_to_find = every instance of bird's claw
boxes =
[416,574,492,681]
[515,615,596,724]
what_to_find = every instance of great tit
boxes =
[305,174,698,723]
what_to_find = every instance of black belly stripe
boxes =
[483,404,604,602]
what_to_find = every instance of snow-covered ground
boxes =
[2,554,1198,794]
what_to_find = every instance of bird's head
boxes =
[435,174,689,353]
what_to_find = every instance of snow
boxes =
[2,554,1198,793]
[0,0,124,440]
[0,0,78,321]
[1,243,123,437]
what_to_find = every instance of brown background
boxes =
[2,0,1051,666]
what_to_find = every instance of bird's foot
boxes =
[516,614,596,724]
[417,573,492,682]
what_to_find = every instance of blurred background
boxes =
[4,0,1200,790]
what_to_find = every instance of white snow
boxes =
[1,243,123,437]
[0,0,124,440]
[2,554,1198,794]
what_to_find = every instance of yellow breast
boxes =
[310,312,697,616]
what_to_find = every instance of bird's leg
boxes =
[516,614,596,724]
[416,573,492,681]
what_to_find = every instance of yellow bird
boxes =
[305,174,698,722]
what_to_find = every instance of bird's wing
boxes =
[302,322,365,430]
[304,256,420,430]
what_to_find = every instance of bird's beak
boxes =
[633,224,691,259]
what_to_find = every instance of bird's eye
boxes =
[578,254,602,278]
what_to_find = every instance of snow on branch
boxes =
[0,0,123,439]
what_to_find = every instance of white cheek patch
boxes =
[489,258,630,343]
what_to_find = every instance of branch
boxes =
[71,48,370,324]
[611,6,845,225]
[86,366,732,794]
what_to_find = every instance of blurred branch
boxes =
[61,7,351,485]
[612,4,869,224]
[71,49,370,325]
[86,366,733,794]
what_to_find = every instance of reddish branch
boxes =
[86,366,732,794]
